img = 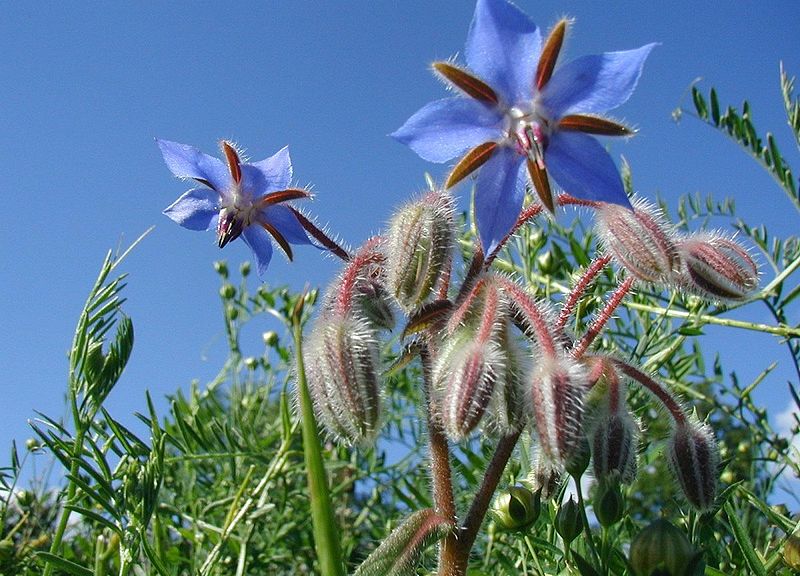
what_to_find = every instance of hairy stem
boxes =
[420,346,459,575]
[458,431,522,561]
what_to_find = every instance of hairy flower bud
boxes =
[592,410,639,484]
[673,232,758,302]
[435,280,517,440]
[595,198,677,283]
[356,279,395,331]
[435,332,502,441]
[305,312,382,445]
[667,420,719,512]
[529,356,587,469]
[630,519,704,576]
[386,190,455,311]
[484,322,528,435]
[491,485,541,531]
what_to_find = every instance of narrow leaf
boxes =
[257,188,311,207]
[724,501,767,576]
[37,553,94,576]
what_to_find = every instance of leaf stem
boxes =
[292,317,345,576]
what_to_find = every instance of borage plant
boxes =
[150,0,770,575]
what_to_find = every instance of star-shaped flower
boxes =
[392,0,655,255]
[159,139,319,276]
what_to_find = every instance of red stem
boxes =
[556,254,612,333]
[571,276,634,358]
[611,359,687,424]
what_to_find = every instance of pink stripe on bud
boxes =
[674,232,758,302]
[595,198,677,284]
[667,419,719,511]
[528,356,587,469]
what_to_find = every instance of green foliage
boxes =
[3,69,800,576]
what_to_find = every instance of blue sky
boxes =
[1,1,798,497]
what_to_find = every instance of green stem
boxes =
[624,301,800,337]
[42,409,86,576]
[293,319,345,576]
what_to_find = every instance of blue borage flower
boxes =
[159,139,323,276]
[392,0,655,255]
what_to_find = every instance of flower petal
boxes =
[541,44,656,116]
[163,187,220,231]
[248,146,293,195]
[465,0,542,104]
[157,139,229,194]
[546,131,631,207]
[392,97,503,163]
[242,225,275,276]
[474,146,526,255]
[260,205,316,246]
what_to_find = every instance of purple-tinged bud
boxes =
[435,280,512,440]
[667,420,719,512]
[435,331,502,441]
[529,356,587,469]
[555,496,583,544]
[629,519,704,576]
[304,312,382,445]
[673,232,758,302]
[595,198,677,284]
[592,410,639,484]
[386,190,455,311]
[491,485,541,531]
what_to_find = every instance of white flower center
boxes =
[504,102,553,166]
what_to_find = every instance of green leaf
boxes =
[710,87,720,124]
[37,553,94,576]
[692,87,708,120]
[724,501,767,576]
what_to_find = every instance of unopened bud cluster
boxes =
[303,190,741,514]
[595,198,758,302]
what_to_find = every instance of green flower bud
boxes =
[239,261,251,277]
[594,480,624,527]
[25,438,40,451]
[556,496,583,544]
[491,485,541,531]
[305,311,382,445]
[386,190,455,312]
[630,519,703,576]
[262,330,279,347]
[213,260,229,278]
[220,283,236,300]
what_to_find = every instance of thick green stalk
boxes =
[293,320,345,576]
